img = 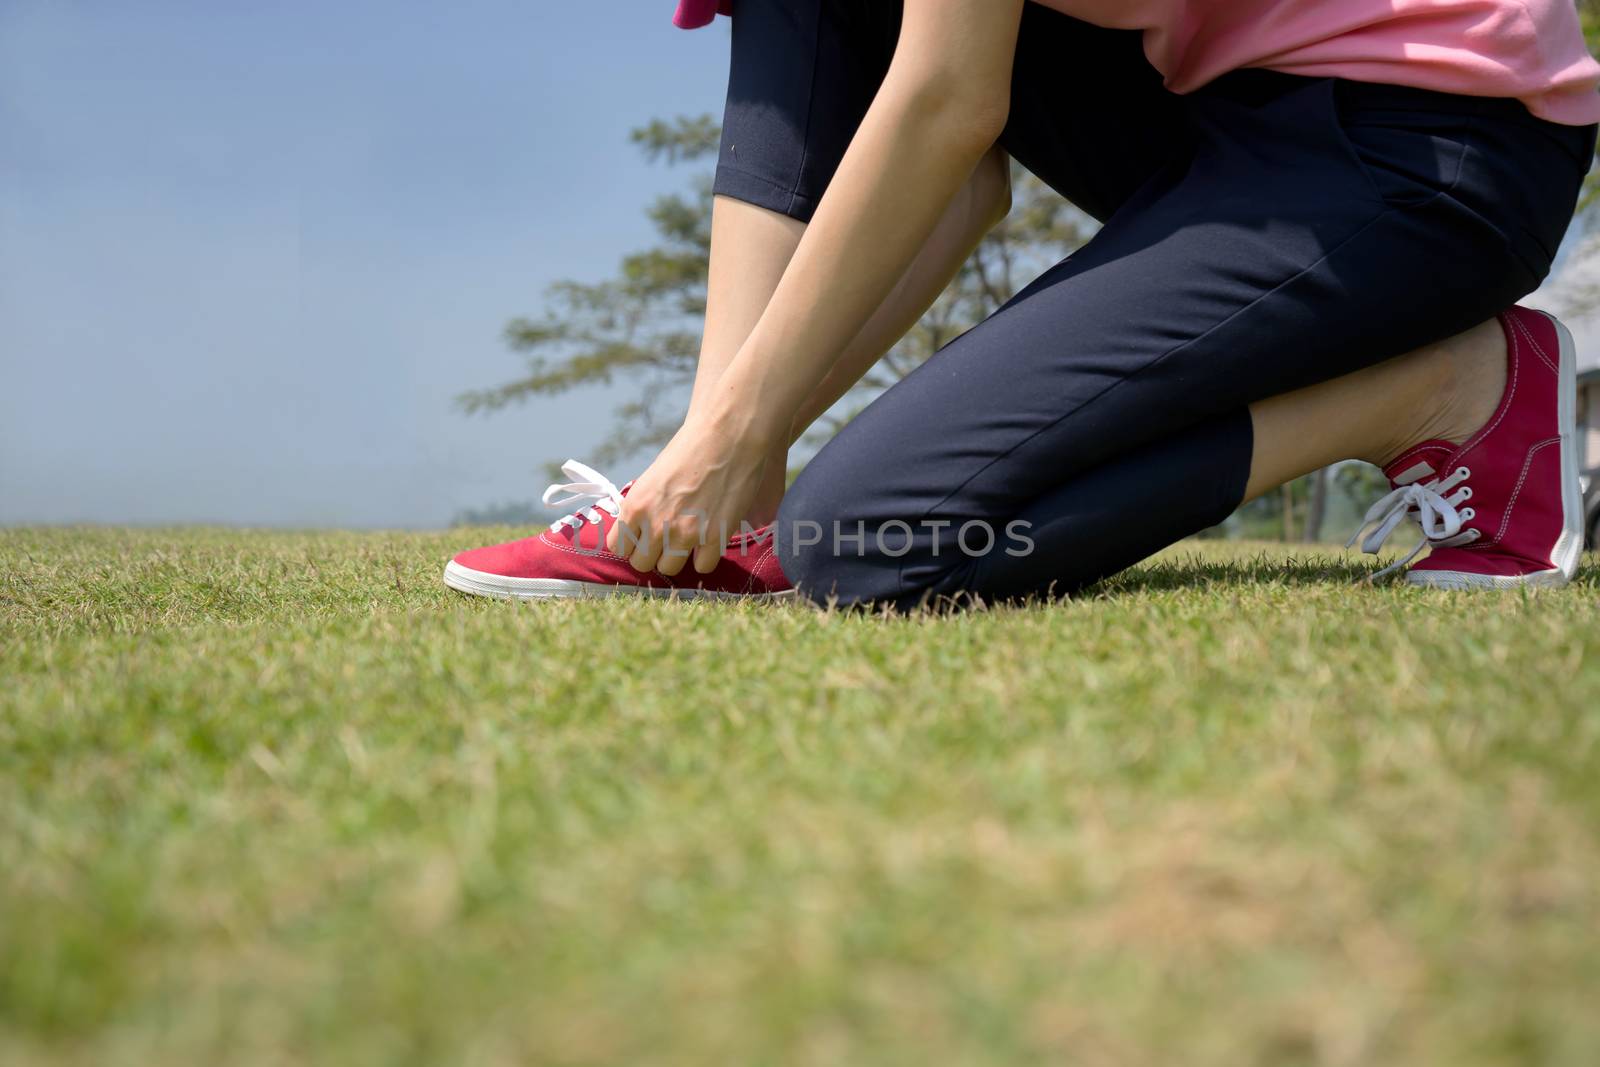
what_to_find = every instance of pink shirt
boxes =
[673,0,730,29]
[673,0,1600,126]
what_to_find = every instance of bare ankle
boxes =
[1367,319,1506,468]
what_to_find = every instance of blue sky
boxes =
[3,2,1594,528]
[0,0,729,526]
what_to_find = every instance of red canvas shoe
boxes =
[1348,306,1585,588]
[444,460,792,601]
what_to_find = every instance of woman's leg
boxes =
[776,74,1593,608]
[956,323,1512,602]
[683,197,805,528]
[1242,318,1507,502]
[939,313,1544,602]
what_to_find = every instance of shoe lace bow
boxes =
[1346,465,1479,580]
[542,459,624,532]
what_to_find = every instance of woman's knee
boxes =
[775,467,928,608]
[776,474,1007,610]
[775,474,869,606]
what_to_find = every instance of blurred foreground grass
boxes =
[3,527,1599,1066]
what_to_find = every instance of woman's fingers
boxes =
[606,513,638,557]
[692,541,724,575]
[609,499,661,572]
[655,525,695,577]
[617,507,707,576]
[615,507,726,578]
[656,513,719,577]
[627,521,663,573]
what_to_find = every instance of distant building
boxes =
[1581,366,1600,547]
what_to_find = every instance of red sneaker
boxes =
[1348,306,1585,588]
[443,460,792,600]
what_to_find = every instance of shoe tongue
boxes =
[1383,440,1458,487]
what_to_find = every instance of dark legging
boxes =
[714,0,1595,609]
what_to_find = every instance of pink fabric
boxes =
[673,0,731,30]
[1040,0,1600,125]
[674,0,1600,126]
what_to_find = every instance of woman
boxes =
[445,0,1599,607]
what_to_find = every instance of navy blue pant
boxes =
[714,0,1595,609]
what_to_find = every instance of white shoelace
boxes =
[542,459,625,533]
[1346,465,1480,580]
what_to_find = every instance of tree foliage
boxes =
[459,115,1093,469]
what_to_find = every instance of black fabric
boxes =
[712,0,1597,608]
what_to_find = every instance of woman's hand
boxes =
[606,409,774,576]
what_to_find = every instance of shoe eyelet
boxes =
[1466,528,1482,541]
[1456,466,1471,479]
[1458,487,1472,501]
[1461,508,1476,521]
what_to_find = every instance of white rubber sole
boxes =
[1404,565,1569,591]
[442,559,795,602]
[1407,310,1583,590]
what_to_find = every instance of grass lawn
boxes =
[3,527,1600,1066]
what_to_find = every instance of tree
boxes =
[458,116,1093,471]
